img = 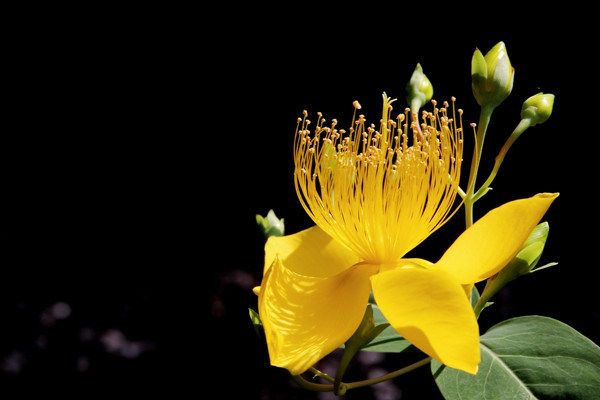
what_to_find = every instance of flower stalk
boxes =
[463,104,495,227]
[472,117,531,202]
[291,356,433,394]
[464,92,555,212]
[333,305,389,394]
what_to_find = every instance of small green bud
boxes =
[501,222,551,281]
[471,41,515,108]
[406,63,433,112]
[256,209,285,238]
[521,93,555,126]
[476,223,557,313]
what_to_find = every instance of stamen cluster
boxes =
[294,94,464,264]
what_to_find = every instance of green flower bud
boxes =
[256,209,285,238]
[500,222,551,281]
[475,222,557,315]
[406,63,433,112]
[471,41,515,108]
[521,93,555,126]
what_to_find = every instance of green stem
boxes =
[290,356,432,394]
[473,291,490,318]
[290,374,337,393]
[345,357,432,390]
[464,104,495,228]
[473,276,500,319]
[334,345,355,395]
[472,118,532,202]
[309,367,335,383]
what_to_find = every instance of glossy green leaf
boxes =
[432,316,600,399]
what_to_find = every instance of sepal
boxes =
[334,304,390,394]
[344,304,390,353]
[248,308,264,339]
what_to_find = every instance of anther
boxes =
[353,101,362,109]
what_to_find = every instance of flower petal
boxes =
[264,225,359,277]
[436,193,558,285]
[258,257,376,375]
[371,263,480,374]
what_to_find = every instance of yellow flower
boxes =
[257,94,557,375]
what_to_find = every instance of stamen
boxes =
[294,94,465,264]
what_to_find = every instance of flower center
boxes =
[294,93,464,264]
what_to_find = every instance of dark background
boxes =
[6,9,597,399]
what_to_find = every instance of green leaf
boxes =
[432,316,600,399]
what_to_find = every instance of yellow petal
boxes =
[436,193,558,284]
[371,263,480,374]
[264,225,359,277]
[258,257,376,375]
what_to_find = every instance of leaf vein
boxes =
[480,343,537,399]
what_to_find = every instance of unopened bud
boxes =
[471,41,514,108]
[256,210,285,238]
[406,63,433,112]
[478,223,557,309]
[521,93,555,126]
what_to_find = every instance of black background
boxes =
[6,9,598,399]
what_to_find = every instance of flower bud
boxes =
[477,223,557,311]
[471,41,515,108]
[256,209,285,238]
[520,93,555,126]
[406,63,433,112]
